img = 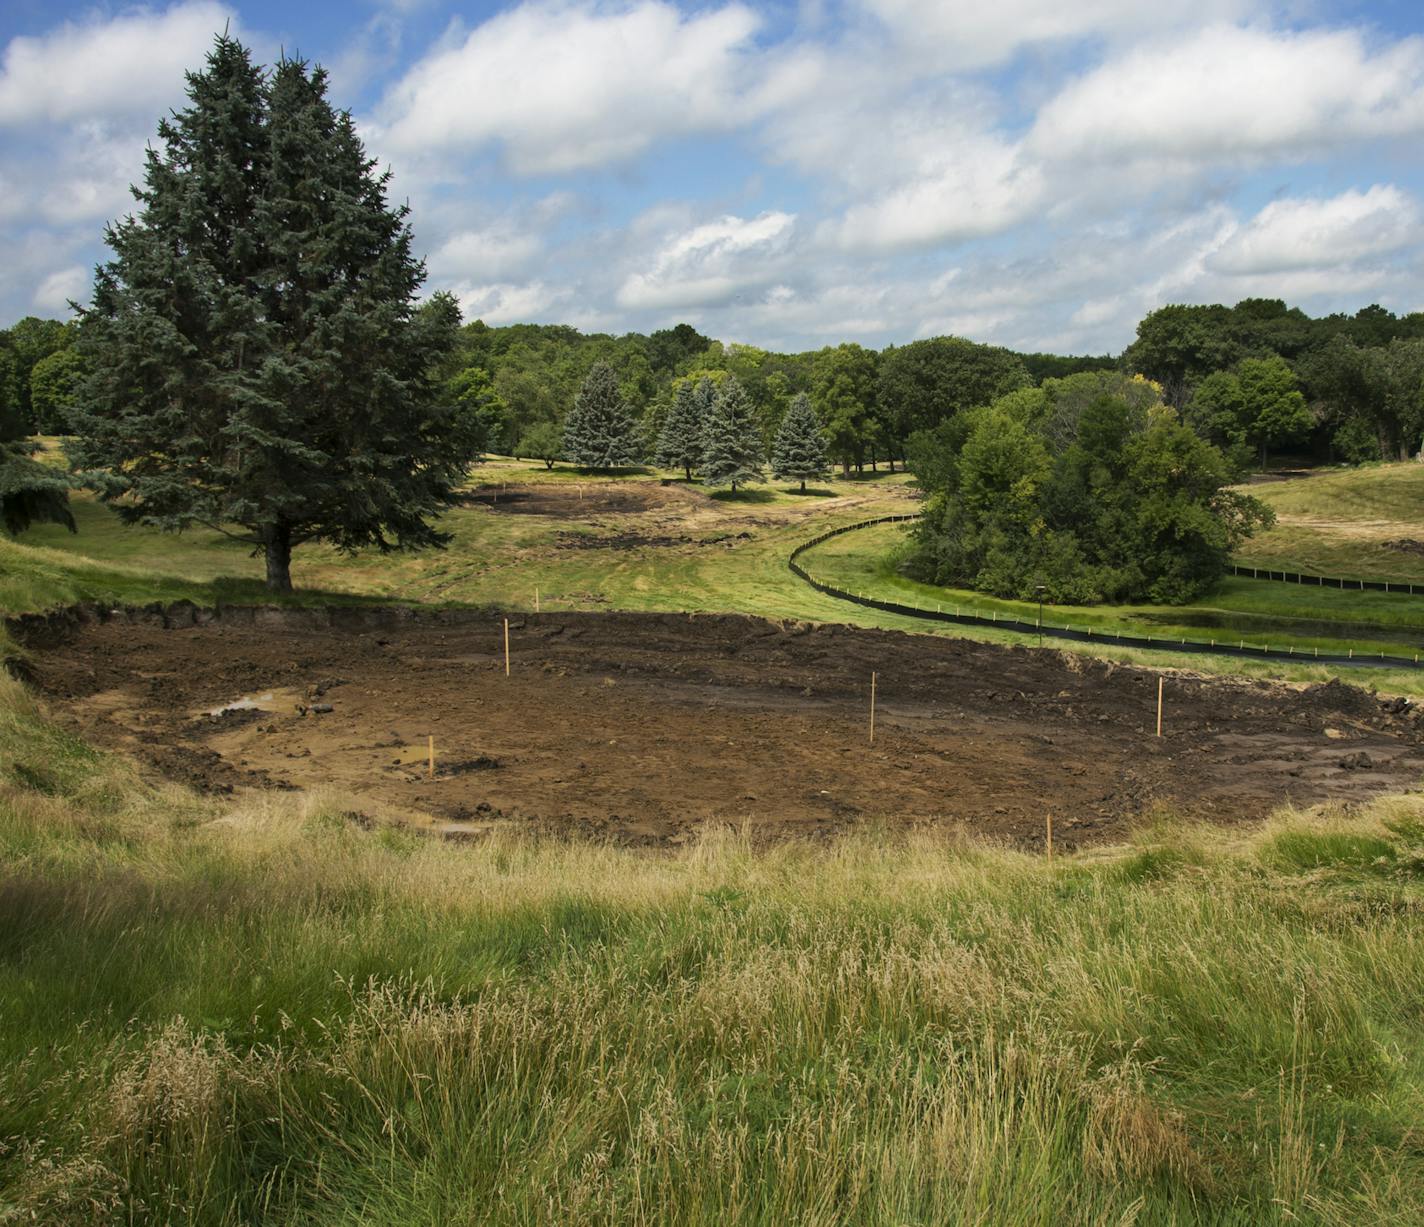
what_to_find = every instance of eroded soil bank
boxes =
[13,604,1424,848]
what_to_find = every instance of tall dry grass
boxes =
[3,671,1424,1223]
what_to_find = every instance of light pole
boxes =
[1035,584,1047,648]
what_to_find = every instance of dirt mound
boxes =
[1384,538,1424,558]
[17,607,1424,850]
[1297,678,1385,719]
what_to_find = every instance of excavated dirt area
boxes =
[14,605,1424,849]
[462,481,693,518]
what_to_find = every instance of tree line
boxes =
[3,33,1415,596]
[1124,299,1424,465]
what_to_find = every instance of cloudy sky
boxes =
[2,1,1423,354]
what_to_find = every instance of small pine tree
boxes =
[656,379,704,479]
[701,375,764,493]
[772,392,831,492]
[563,362,640,469]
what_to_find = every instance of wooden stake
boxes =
[1156,676,1164,738]
[428,735,435,779]
[504,618,511,676]
[535,587,540,613]
[869,672,877,744]
[1046,812,1053,861]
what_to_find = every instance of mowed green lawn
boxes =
[804,521,1424,664]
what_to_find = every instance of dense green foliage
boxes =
[68,37,474,592]
[1127,298,1424,462]
[1186,355,1314,469]
[563,361,640,468]
[655,378,707,479]
[701,376,765,492]
[771,392,831,491]
[908,373,1273,603]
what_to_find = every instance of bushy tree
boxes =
[69,37,475,591]
[445,366,507,455]
[1236,356,1313,467]
[878,337,1030,446]
[517,420,563,469]
[29,348,84,434]
[701,375,764,492]
[771,392,830,491]
[4,317,72,432]
[655,378,705,479]
[563,361,640,468]
[812,343,879,473]
[1184,356,1311,468]
[908,390,1273,605]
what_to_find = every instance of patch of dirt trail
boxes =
[15,606,1424,849]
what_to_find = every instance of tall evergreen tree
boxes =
[771,392,831,492]
[69,37,475,591]
[562,361,639,468]
[655,379,704,479]
[701,375,764,492]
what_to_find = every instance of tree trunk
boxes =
[684,464,692,481]
[800,478,806,493]
[1259,441,1268,470]
[264,523,293,593]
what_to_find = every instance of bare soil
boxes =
[16,606,1424,849]
[463,481,696,518]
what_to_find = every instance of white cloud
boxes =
[454,280,570,324]
[830,136,1043,251]
[617,211,796,311]
[1207,185,1421,275]
[433,227,542,281]
[1029,25,1424,164]
[857,0,1257,71]
[32,265,88,314]
[0,2,233,125]
[374,0,769,174]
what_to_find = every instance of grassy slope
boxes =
[1235,463,1424,583]
[5,672,1424,1224]
[6,458,1424,1222]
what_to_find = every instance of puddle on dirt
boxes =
[205,693,275,716]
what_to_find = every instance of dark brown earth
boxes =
[14,605,1424,849]
[463,481,700,518]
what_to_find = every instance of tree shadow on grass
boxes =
[708,487,777,504]
[836,470,905,483]
[782,486,838,498]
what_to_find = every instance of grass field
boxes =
[1235,464,1424,583]
[6,455,1424,1222]
[801,521,1424,670]
[6,454,1423,693]
[6,667,1424,1224]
